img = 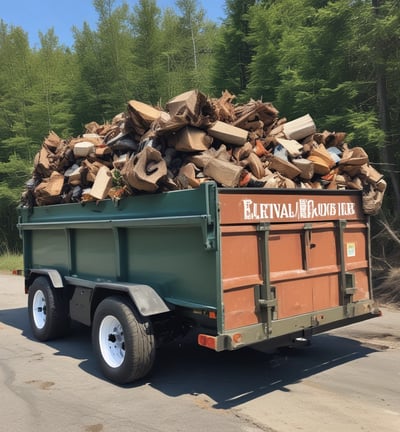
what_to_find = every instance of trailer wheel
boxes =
[28,276,69,341]
[92,296,155,384]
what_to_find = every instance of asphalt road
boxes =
[1,274,399,432]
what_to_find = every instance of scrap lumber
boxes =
[21,89,386,215]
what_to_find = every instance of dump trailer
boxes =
[18,182,380,384]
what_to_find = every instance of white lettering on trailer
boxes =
[338,202,356,216]
[243,199,298,220]
[243,198,356,221]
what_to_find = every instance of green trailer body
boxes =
[18,182,380,383]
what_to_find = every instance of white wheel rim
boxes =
[99,315,125,368]
[32,289,47,329]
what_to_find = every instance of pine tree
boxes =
[72,0,135,128]
[28,29,75,143]
[211,0,256,98]
[0,23,34,160]
[0,23,33,251]
[130,0,163,104]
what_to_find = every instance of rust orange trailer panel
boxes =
[219,190,372,331]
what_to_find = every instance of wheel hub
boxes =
[32,290,47,329]
[99,316,125,368]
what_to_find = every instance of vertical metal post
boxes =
[366,216,374,300]
[302,223,313,271]
[337,220,347,306]
[257,222,275,335]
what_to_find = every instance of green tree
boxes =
[176,0,217,94]
[28,29,76,143]
[159,0,216,101]
[159,8,185,99]
[130,0,163,104]
[72,0,135,129]
[176,0,204,87]
[211,0,256,98]
[245,1,380,132]
[367,0,400,215]
[0,23,34,160]
[0,24,37,252]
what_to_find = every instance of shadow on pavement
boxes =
[0,306,100,379]
[0,306,378,408]
[147,332,377,409]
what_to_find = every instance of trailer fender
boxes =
[94,282,171,317]
[26,269,64,292]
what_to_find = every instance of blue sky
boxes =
[1,0,226,48]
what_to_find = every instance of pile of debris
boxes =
[21,89,386,214]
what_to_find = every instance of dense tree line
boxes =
[0,0,399,254]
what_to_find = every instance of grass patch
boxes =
[0,253,23,273]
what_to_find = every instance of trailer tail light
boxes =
[198,333,242,351]
[198,334,217,350]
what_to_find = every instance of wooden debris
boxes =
[211,90,236,123]
[207,121,249,146]
[90,166,113,200]
[283,114,316,141]
[21,88,386,215]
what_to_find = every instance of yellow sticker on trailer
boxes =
[347,242,356,257]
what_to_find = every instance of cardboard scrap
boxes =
[169,126,213,152]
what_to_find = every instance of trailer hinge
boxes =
[258,298,277,308]
[256,222,270,232]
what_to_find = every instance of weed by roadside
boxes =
[0,253,23,273]
[374,267,400,309]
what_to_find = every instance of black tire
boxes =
[92,296,155,385]
[28,276,70,341]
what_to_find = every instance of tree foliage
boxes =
[72,0,135,127]
[131,0,163,103]
[211,0,256,98]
